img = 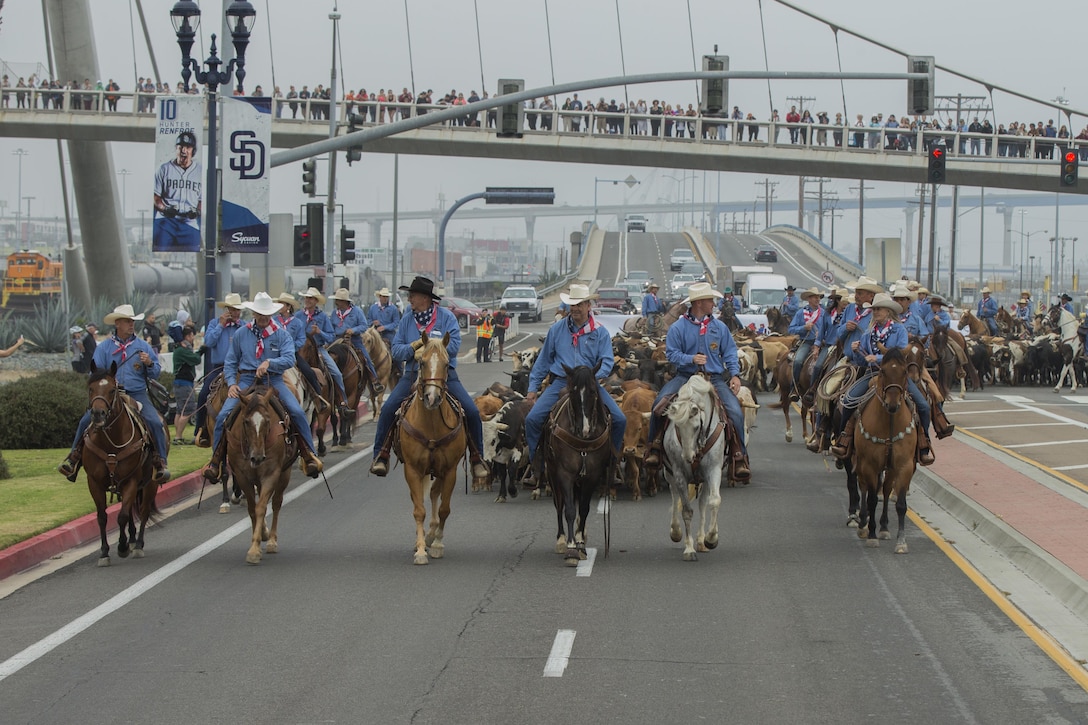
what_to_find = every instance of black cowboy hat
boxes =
[784,285,796,291]
[398,275,442,301]
[1061,293,1073,301]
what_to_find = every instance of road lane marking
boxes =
[596,498,607,515]
[965,422,1069,430]
[1051,464,1088,471]
[994,395,1035,403]
[0,450,371,683]
[576,548,597,577]
[1005,439,1088,449]
[1062,396,1088,404]
[543,629,576,677]
[952,409,1021,415]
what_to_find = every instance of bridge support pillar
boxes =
[998,206,1015,268]
[524,216,536,244]
[368,220,382,248]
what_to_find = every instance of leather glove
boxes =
[184,209,200,220]
[162,206,178,219]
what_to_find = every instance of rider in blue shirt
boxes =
[1015,293,1033,325]
[830,293,934,466]
[59,304,171,483]
[641,282,663,334]
[329,288,384,398]
[525,283,627,480]
[788,287,824,388]
[369,276,490,487]
[780,285,800,320]
[194,292,245,444]
[275,292,329,413]
[201,292,323,484]
[295,288,349,411]
[1060,293,1074,315]
[643,283,750,480]
[976,287,999,335]
[910,285,935,328]
[891,286,930,339]
[367,287,402,347]
[928,295,952,329]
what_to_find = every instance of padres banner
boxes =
[152,95,204,253]
[220,96,271,253]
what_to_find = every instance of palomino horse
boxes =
[851,348,918,553]
[298,333,335,456]
[662,375,728,561]
[326,337,374,447]
[541,361,612,566]
[362,326,400,416]
[224,385,300,564]
[1047,304,1083,393]
[396,332,467,565]
[82,363,161,566]
[958,309,995,339]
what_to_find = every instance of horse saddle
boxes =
[816,360,858,416]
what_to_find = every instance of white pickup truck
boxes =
[499,286,543,322]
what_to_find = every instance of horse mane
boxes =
[881,347,905,365]
[666,374,713,424]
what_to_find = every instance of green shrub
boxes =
[0,372,89,449]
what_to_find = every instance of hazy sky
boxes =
[1,0,1084,268]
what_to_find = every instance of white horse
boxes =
[662,375,727,562]
[1049,305,1083,393]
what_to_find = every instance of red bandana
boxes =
[250,320,279,359]
[685,313,712,335]
[306,309,317,322]
[570,314,597,346]
[335,308,349,325]
[112,335,135,363]
[802,307,821,325]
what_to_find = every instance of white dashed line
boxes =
[543,629,577,677]
[576,547,597,577]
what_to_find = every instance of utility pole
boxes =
[912,184,927,280]
[324,9,341,302]
[785,94,816,115]
[927,183,939,291]
[849,180,874,266]
[798,176,805,228]
[803,178,834,243]
[755,178,778,230]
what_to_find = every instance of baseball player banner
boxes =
[152,95,204,253]
[219,96,271,254]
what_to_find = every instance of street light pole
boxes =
[13,149,28,246]
[171,0,255,327]
[593,175,639,229]
[23,197,35,243]
[117,169,130,228]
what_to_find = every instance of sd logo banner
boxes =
[220,96,271,253]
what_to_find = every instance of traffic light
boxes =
[304,203,325,265]
[346,114,364,165]
[496,79,524,138]
[928,145,946,184]
[293,225,312,266]
[700,54,729,115]
[340,226,356,263]
[301,159,317,197]
[1061,150,1079,187]
[907,56,935,116]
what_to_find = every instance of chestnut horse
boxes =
[327,337,374,447]
[851,348,917,553]
[225,385,299,565]
[298,333,335,455]
[362,326,400,416]
[395,332,467,565]
[82,363,161,566]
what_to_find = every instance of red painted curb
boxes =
[0,470,206,581]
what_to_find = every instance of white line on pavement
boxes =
[0,450,371,683]
[576,547,597,578]
[965,422,1070,430]
[1051,464,1088,471]
[1005,439,1088,449]
[543,629,577,677]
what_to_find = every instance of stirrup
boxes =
[201,462,221,484]
[58,457,80,482]
[370,456,389,477]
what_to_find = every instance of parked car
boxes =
[595,287,636,314]
[438,296,484,329]
[670,247,697,271]
[499,285,543,322]
[755,244,778,263]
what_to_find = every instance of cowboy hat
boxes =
[684,282,724,304]
[853,276,884,294]
[799,286,824,300]
[980,286,992,294]
[398,275,442,301]
[928,295,948,306]
[784,285,797,292]
[1020,291,1031,299]
[722,286,733,294]
[299,286,326,304]
[647,282,660,289]
[375,287,392,297]
[864,293,902,314]
[560,283,599,306]
[330,287,354,303]
[243,292,282,316]
[828,287,848,299]
[890,284,917,301]
[216,292,245,309]
[275,292,299,309]
[1061,292,1073,301]
[103,304,145,324]
[917,286,929,295]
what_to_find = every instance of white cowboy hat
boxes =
[683,282,724,304]
[864,292,902,314]
[69,325,84,334]
[275,292,299,309]
[560,283,599,305]
[853,276,884,294]
[890,284,917,301]
[103,304,145,324]
[299,286,326,304]
[216,292,245,309]
[375,287,392,297]
[980,286,992,294]
[799,286,824,301]
[243,292,282,316]
[916,286,929,295]
[330,287,353,302]
[830,287,850,299]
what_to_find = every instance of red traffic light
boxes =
[1066,151,1077,164]
[930,148,944,159]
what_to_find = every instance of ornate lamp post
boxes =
[170,0,256,326]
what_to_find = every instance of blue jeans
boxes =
[212,374,316,453]
[372,366,483,458]
[526,378,627,458]
[840,373,930,435]
[72,388,168,460]
[647,373,747,455]
[793,340,815,384]
[317,347,347,399]
[982,317,998,336]
[194,363,224,433]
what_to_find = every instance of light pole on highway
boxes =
[593,175,639,229]
[13,149,28,246]
[664,173,696,228]
[1008,220,1046,295]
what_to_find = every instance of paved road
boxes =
[1,330,1086,723]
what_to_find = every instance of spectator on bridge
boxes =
[852,114,866,148]
[786,105,800,143]
[816,111,829,145]
[799,110,814,144]
[770,109,781,144]
[1,74,9,108]
[287,85,298,118]
[977,287,999,336]
[538,95,553,131]
[747,113,759,142]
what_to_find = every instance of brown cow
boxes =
[618,386,656,501]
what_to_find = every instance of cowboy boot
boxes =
[830,424,853,460]
[296,434,323,478]
[58,440,84,482]
[731,450,751,481]
[193,423,211,449]
[369,427,396,476]
[469,451,490,486]
[805,429,823,453]
[152,455,170,484]
[201,437,228,484]
[643,423,666,469]
[919,434,935,466]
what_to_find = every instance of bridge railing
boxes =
[4,88,1085,163]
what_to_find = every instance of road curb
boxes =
[0,470,205,581]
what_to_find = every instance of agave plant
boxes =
[0,308,18,348]
[16,299,73,353]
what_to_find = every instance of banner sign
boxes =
[152,95,204,253]
[220,96,271,253]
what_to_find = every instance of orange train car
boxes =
[2,250,63,310]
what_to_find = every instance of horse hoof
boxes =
[531,490,541,500]
[847,513,860,527]
[132,549,144,559]
[895,543,909,554]
[219,503,231,514]
[97,556,110,567]
[785,431,793,443]
[705,537,719,550]
[865,539,880,548]
[265,542,278,554]
[857,528,868,540]
[696,542,708,553]
[670,529,682,543]
[231,495,242,505]
[246,552,262,565]
[494,495,506,503]
[414,554,429,565]
[118,547,130,559]
[555,540,567,554]
[428,546,444,559]
[878,531,891,540]
[564,556,580,567]
[682,551,698,562]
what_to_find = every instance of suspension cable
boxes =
[544,0,557,93]
[686,0,698,105]
[757,0,774,116]
[614,0,629,108]
[832,26,848,124]
[265,0,277,94]
[128,0,139,90]
[403,0,416,98]
[473,0,486,95]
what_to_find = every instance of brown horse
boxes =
[768,345,816,444]
[958,309,991,339]
[622,300,686,336]
[764,307,791,335]
[298,333,335,455]
[851,348,917,553]
[396,332,467,565]
[82,363,161,566]
[225,385,299,565]
[327,337,374,447]
[362,326,400,417]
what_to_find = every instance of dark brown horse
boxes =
[298,333,335,455]
[851,348,917,553]
[327,337,374,447]
[225,385,299,565]
[82,363,161,566]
